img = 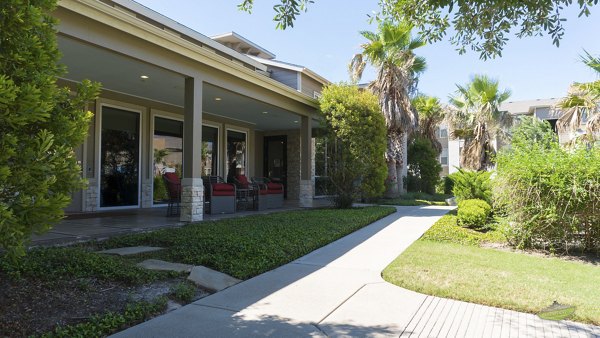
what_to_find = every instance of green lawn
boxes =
[378,192,450,206]
[99,206,395,280]
[382,214,600,325]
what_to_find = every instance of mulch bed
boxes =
[0,274,199,337]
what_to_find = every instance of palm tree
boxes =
[349,20,426,197]
[448,75,512,171]
[411,95,445,154]
[556,50,600,143]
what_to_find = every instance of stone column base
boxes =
[180,178,204,222]
[141,180,153,208]
[84,181,98,212]
[299,179,314,208]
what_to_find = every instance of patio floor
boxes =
[30,199,332,247]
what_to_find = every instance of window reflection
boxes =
[202,125,219,176]
[153,117,183,204]
[226,130,246,182]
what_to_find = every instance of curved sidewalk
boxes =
[112,206,600,337]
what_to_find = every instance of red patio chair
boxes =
[163,173,181,216]
[209,182,236,214]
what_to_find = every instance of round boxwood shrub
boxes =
[457,199,491,228]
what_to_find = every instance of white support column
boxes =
[180,76,204,222]
[299,115,314,207]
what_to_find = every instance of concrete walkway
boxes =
[112,206,600,338]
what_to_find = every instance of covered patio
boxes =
[30,199,333,248]
[55,0,321,222]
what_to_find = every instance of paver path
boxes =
[112,206,600,337]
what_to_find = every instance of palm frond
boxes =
[348,53,366,84]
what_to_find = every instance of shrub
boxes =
[0,0,100,258]
[407,136,442,194]
[443,176,454,194]
[494,142,600,252]
[448,169,492,204]
[457,199,491,228]
[319,84,387,208]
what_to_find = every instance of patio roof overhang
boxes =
[55,0,322,131]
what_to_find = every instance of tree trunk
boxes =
[384,130,404,198]
[385,160,399,198]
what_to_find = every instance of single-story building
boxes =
[55,0,329,221]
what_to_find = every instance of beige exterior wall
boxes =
[300,75,323,98]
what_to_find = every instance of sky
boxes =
[134,0,600,103]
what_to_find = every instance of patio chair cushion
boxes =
[163,173,181,199]
[258,187,269,195]
[236,175,250,189]
[212,183,235,196]
[267,182,283,194]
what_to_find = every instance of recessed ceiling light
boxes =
[262,111,269,114]
[140,75,149,79]
[294,120,298,123]
[215,97,222,101]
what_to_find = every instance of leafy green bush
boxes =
[0,0,99,259]
[41,298,167,338]
[319,84,387,208]
[448,169,492,203]
[457,199,491,228]
[443,176,454,194]
[407,136,442,194]
[495,143,600,252]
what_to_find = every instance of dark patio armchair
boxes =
[208,180,236,214]
[252,177,284,209]
[162,172,181,216]
[231,175,258,210]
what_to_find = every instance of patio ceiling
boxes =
[58,35,309,131]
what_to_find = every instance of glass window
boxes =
[226,130,247,182]
[202,125,219,176]
[153,117,183,204]
[101,107,140,207]
[440,156,448,165]
[439,128,448,138]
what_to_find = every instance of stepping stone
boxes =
[97,246,164,256]
[137,259,193,273]
[187,266,241,292]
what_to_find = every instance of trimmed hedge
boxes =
[457,199,491,228]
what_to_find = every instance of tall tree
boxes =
[447,75,512,171]
[411,95,445,154]
[348,21,426,197]
[0,0,99,258]
[237,0,598,59]
[556,50,600,143]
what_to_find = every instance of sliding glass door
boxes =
[100,106,140,208]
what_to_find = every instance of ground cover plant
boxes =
[383,213,600,325]
[100,207,395,280]
[378,192,450,206]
